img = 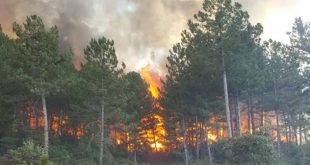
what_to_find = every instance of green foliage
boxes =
[212,139,233,164]
[280,143,307,165]
[303,144,310,164]
[163,0,265,117]
[13,15,65,96]
[2,139,53,165]
[122,72,152,151]
[45,139,101,165]
[212,134,278,165]
[0,26,29,139]
[230,135,278,165]
[288,17,310,54]
[72,140,99,164]
[49,145,71,165]
[84,37,119,71]
[81,36,125,113]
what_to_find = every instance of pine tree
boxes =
[122,71,152,161]
[81,36,125,165]
[185,0,262,138]
[13,15,66,155]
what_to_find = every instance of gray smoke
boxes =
[0,0,202,71]
[1,0,305,72]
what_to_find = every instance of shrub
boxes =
[3,139,53,165]
[212,139,233,164]
[280,143,306,165]
[49,144,72,165]
[231,134,278,165]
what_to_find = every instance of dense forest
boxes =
[0,0,309,165]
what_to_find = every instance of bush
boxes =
[280,143,307,165]
[49,144,72,165]
[230,134,278,165]
[212,139,233,164]
[195,133,279,165]
[2,139,53,165]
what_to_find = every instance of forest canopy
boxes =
[0,0,309,165]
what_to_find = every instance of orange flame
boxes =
[26,102,84,139]
[140,64,161,99]
[139,64,167,152]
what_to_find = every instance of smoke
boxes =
[0,0,202,71]
[2,0,307,72]
[236,0,310,43]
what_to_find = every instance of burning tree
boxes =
[139,65,167,152]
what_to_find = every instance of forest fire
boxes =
[25,101,84,139]
[24,85,287,152]
[28,112,84,139]
[22,67,288,153]
[139,64,167,152]
[137,64,287,152]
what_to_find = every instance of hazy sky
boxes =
[0,0,309,74]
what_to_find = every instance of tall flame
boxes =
[139,64,167,152]
[140,64,160,99]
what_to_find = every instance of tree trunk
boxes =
[250,94,255,134]
[260,110,263,128]
[41,94,49,156]
[299,113,302,145]
[205,119,213,165]
[289,125,292,143]
[231,100,235,137]
[100,102,104,165]
[276,109,281,156]
[195,116,200,159]
[273,78,281,156]
[199,122,204,159]
[283,112,288,143]
[222,53,232,138]
[34,100,39,131]
[134,151,137,164]
[247,99,251,134]
[294,125,298,145]
[236,92,242,137]
[190,119,194,147]
[288,114,292,143]
[58,111,63,135]
[250,109,255,134]
[182,117,189,165]
[260,94,264,128]
[304,126,308,144]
